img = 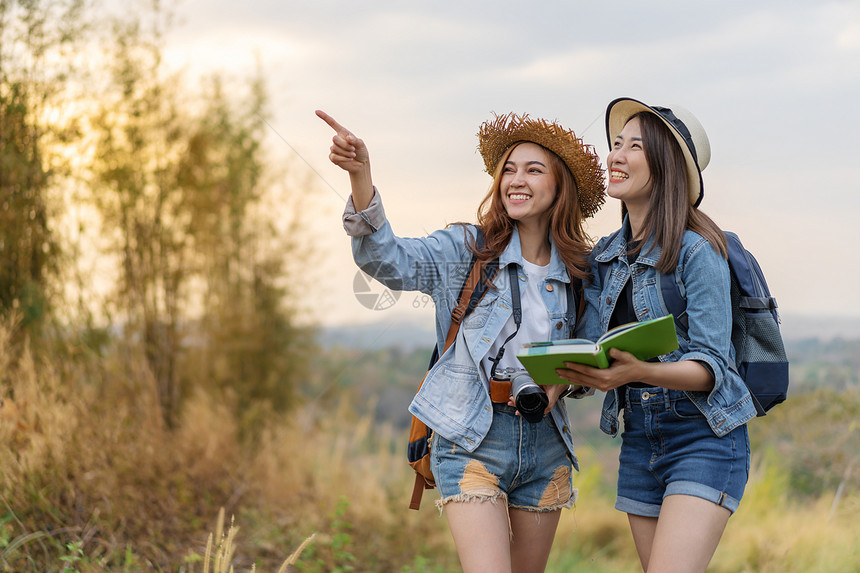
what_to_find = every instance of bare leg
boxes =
[445,500,512,573]
[645,494,731,573]
[509,509,562,573]
[628,513,658,571]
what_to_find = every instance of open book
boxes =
[516,314,679,385]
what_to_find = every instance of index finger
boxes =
[315,109,348,135]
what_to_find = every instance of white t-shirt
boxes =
[484,260,553,379]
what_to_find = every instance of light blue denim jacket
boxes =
[343,190,580,469]
[582,217,756,438]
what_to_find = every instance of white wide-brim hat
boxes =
[605,98,710,207]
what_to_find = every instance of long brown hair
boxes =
[469,142,592,280]
[626,112,726,273]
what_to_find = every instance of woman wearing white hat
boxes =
[558,98,756,572]
[318,109,603,572]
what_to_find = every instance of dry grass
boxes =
[713,474,860,572]
[2,317,858,572]
[0,320,456,571]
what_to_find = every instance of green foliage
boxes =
[546,552,630,573]
[329,497,357,573]
[59,541,84,572]
[295,497,357,573]
[400,555,458,573]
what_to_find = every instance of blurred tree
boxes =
[177,73,307,422]
[0,0,85,334]
[91,5,309,427]
[90,7,192,426]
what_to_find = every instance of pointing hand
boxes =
[316,110,370,174]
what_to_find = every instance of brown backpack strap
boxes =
[410,258,495,511]
[443,260,488,351]
[409,474,432,510]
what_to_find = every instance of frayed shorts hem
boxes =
[435,488,577,513]
[615,480,740,517]
[435,490,507,513]
[510,488,577,513]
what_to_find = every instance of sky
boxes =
[158,0,860,328]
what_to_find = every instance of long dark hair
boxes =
[626,112,726,273]
[469,142,592,280]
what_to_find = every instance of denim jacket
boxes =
[582,217,756,438]
[344,190,580,469]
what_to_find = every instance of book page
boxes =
[522,338,593,348]
[597,320,642,344]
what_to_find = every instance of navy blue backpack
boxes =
[600,230,789,416]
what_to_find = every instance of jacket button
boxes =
[606,296,612,304]
[555,321,563,330]
[545,284,554,292]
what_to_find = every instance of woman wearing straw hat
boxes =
[557,98,756,572]
[318,109,604,572]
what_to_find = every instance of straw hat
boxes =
[477,113,605,218]
[605,97,711,207]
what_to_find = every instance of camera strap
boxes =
[488,265,577,380]
[488,264,522,380]
[567,277,579,337]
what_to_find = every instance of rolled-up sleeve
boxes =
[342,187,386,237]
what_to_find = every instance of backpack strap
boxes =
[424,229,498,369]
[410,227,498,510]
[447,257,501,351]
[568,276,585,335]
[659,269,688,337]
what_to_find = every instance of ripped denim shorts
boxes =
[430,403,576,512]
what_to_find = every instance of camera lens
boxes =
[515,387,548,423]
[510,372,548,424]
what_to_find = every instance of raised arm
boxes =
[316,110,374,211]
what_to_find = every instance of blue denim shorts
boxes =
[430,403,576,512]
[616,386,750,517]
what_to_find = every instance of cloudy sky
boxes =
[161,0,859,329]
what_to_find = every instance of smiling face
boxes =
[499,142,558,230]
[606,117,653,212]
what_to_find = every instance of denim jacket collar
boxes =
[499,225,570,283]
[594,215,662,269]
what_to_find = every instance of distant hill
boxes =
[778,313,860,341]
[315,314,860,439]
[319,317,435,351]
[319,313,860,350]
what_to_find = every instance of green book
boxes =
[516,314,679,385]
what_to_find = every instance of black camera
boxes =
[493,367,548,424]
